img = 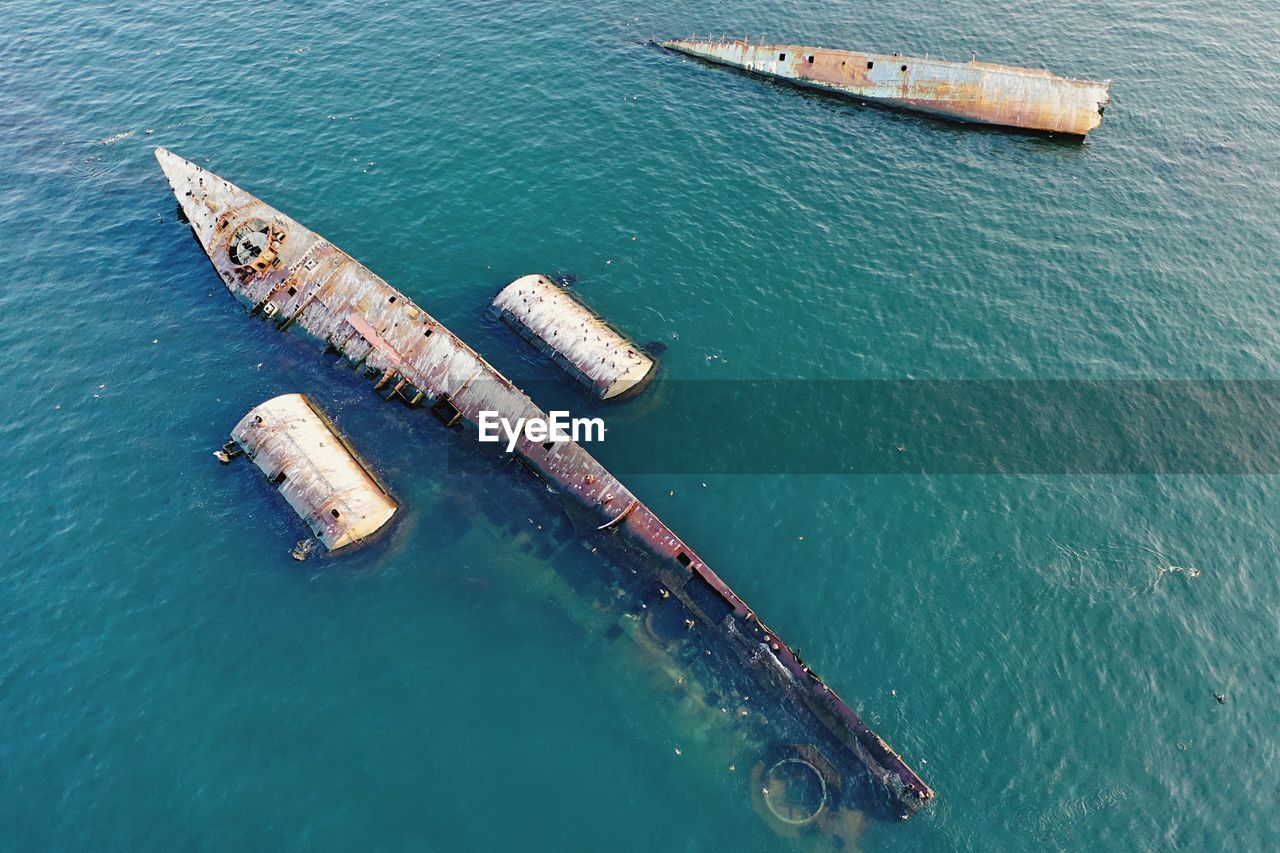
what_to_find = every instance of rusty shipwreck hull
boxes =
[661,38,1110,136]
[155,147,934,816]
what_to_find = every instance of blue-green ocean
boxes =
[3,1,1278,849]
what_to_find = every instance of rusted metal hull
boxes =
[661,38,1110,136]
[230,394,397,550]
[156,147,934,817]
[491,274,654,400]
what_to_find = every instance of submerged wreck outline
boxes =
[155,146,934,820]
[660,37,1111,137]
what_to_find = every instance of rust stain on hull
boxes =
[231,393,397,550]
[661,38,1110,136]
[156,147,935,817]
[492,274,655,400]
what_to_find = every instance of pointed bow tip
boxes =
[153,147,205,188]
[154,146,202,169]
[153,146,181,175]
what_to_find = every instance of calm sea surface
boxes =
[2,1,1278,850]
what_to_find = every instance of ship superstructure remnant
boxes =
[492,274,655,400]
[225,393,396,550]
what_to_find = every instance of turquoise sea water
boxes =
[3,0,1279,849]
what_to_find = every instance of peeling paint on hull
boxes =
[156,147,934,817]
[661,38,1110,136]
[492,274,654,400]
[231,393,397,550]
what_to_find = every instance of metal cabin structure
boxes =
[156,147,934,818]
[661,38,1111,136]
[230,394,396,550]
[492,274,654,400]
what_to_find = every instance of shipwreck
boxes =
[156,147,934,826]
[660,37,1111,136]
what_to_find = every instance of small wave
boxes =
[1034,541,1203,597]
[1142,545,1203,587]
[1021,784,1130,839]
[96,129,135,145]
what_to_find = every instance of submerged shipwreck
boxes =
[660,37,1111,136]
[156,147,934,827]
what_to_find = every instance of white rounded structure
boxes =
[492,274,654,400]
[230,394,396,550]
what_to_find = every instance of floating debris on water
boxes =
[1157,564,1201,581]
[1144,545,1202,585]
